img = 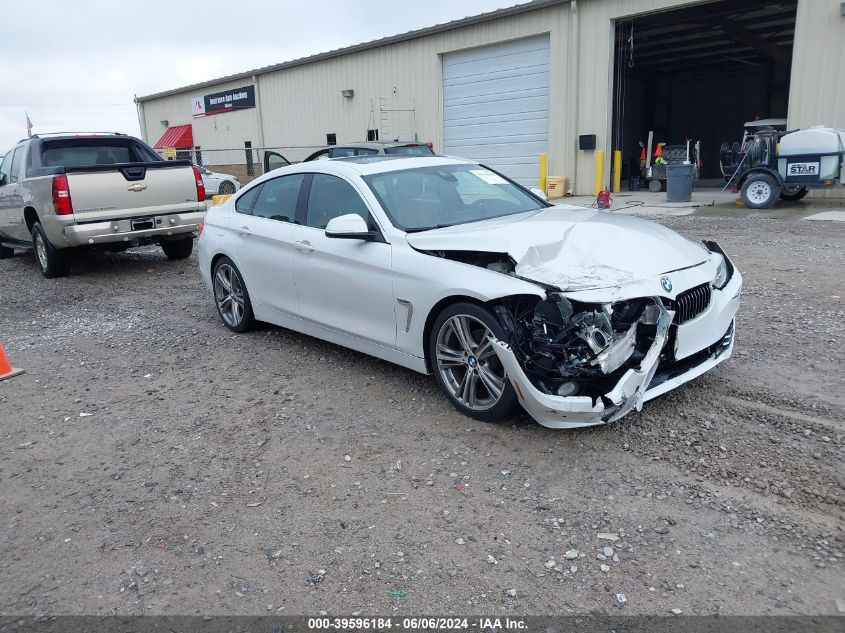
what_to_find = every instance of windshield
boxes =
[364,164,545,232]
[383,144,434,156]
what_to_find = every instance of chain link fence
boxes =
[155,146,324,190]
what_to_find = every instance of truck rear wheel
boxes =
[780,185,809,201]
[161,237,194,260]
[741,173,780,209]
[32,222,70,278]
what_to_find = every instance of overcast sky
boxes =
[0,0,529,150]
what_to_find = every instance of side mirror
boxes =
[325,213,379,240]
[530,187,547,201]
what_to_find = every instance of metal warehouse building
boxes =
[136,0,845,194]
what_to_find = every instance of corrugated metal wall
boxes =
[788,0,845,198]
[139,0,842,195]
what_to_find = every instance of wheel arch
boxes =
[23,207,39,233]
[737,167,783,189]
[421,292,541,373]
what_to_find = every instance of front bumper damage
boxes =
[492,302,675,428]
[493,301,737,429]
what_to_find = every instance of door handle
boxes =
[236,225,252,236]
[295,240,315,253]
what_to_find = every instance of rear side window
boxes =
[251,174,304,223]
[42,145,132,167]
[10,148,25,183]
[384,145,434,156]
[0,152,13,184]
[235,184,262,213]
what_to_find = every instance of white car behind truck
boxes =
[0,133,207,277]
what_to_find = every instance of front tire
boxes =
[212,257,254,333]
[429,302,519,423]
[780,185,809,201]
[32,222,70,278]
[161,236,194,260]
[0,244,13,259]
[741,173,780,209]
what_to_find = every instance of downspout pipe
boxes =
[253,75,266,149]
[134,95,147,144]
[567,0,579,194]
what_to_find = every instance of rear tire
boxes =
[780,185,809,201]
[212,257,255,333]
[429,302,519,423]
[219,181,236,195]
[32,222,70,278]
[161,236,194,260]
[0,244,13,259]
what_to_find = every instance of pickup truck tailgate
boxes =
[67,164,201,222]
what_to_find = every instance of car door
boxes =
[0,146,27,241]
[231,174,306,318]
[290,173,395,348]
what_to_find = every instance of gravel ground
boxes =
[0,215,842,617]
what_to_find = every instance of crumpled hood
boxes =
[405,205,709,291]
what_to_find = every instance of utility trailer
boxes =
[722,126,845,209]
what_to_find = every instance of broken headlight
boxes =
[712,253,729,289]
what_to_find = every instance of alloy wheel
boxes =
[213,263,245,327]
[435,314,506,411]
[34,232,48,271]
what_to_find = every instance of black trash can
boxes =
[629,175,641,191]
[666,164,694,202]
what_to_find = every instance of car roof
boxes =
[317,141,431,151]
[322,154,474,176]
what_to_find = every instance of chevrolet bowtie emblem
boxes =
[127,183,147,192]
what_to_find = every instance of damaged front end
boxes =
[491,294,673,428]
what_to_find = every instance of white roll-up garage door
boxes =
[442,36,549,187]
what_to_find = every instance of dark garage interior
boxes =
[611,0,798,185]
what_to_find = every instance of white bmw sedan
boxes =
[197,156,741,428]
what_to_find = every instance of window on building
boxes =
[245,141,254,176]
[326,133,337,146]
[367,129,379,142]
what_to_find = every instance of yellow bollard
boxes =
[539,153,548,193]
[612,150,622,194]
[594,149,604,196]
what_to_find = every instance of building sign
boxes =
[162,147,177,159]
[191,85,256,118]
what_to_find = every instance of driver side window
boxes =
[305,174,370,229]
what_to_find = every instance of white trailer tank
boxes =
[777,126,845,182]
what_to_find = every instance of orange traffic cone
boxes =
[0,343,24,381]
[653,143,664,158]
[639,147,647,161]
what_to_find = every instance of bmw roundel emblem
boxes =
[661,276,673,292]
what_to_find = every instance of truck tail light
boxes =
[52,174,73,215]
[192,165,206,201]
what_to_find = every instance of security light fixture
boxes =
[341,89,354,98]
[160,120,169,126]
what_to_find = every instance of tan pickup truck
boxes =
[0,133,207,277]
